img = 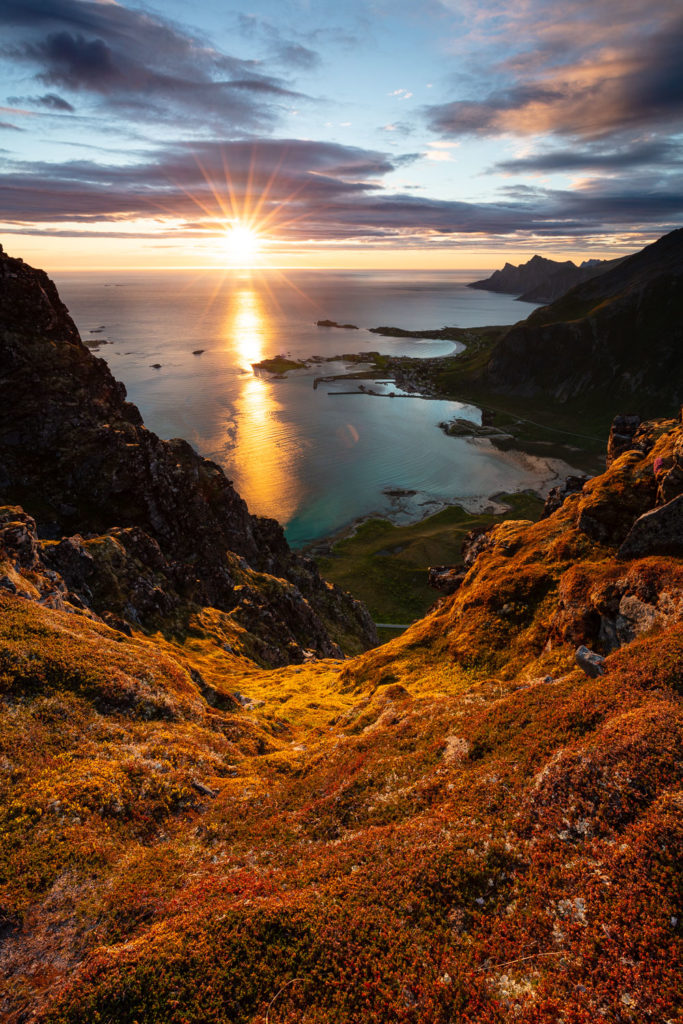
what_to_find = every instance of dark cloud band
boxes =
[0,137,680,244]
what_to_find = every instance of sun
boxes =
[223,222,262,266]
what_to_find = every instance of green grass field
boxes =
[315,493,543,633]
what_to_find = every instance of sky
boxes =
[0,0,682,269]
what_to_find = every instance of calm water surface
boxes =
[54,268,541,546]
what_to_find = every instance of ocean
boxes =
[53,267,555,547]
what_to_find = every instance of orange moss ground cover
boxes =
[1,420,682,1023]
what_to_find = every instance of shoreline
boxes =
[299,442,577,555]
[278,325,593,553]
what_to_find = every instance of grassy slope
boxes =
[1,417,682,1024]
[316,494,543,630]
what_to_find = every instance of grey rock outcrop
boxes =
[542,475,589,518]
[606,415,642,467]
[428,566,466,594]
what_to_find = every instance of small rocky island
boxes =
[316,318,359,329]
[252,355,309,375]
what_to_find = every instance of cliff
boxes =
[0,246,376,661]
[516,257,623,304]
[481,228,683,411]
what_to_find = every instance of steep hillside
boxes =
[0,246,376,660]
[1,400,682,1021]
[516,257,624,304]
[482,228,683,411]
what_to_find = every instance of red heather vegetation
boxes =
[1,415,682,1023]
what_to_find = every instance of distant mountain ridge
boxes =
[469,253,623,304]
[481,227,683,410]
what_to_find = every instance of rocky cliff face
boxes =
[0,246,376,661]
[516,257,623,304]
[482,228,683,411]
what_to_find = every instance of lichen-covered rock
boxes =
[656,432,683,504]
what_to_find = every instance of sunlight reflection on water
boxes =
[225,285,304,525]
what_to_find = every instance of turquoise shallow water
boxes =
[53,267,549,546]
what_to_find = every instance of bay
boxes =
[53,268,559,547]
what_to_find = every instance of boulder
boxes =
[428,566,466,594]
[461,525,496,568]
[656,434,683,504]
[0,507,40,568]
[542,475,588,518]
[575,646,606,677]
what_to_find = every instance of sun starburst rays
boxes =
[154,147,323,269]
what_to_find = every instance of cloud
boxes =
[426,5,683,142]
[234,13,321,71]
[380,122,414,136]
[425,142,459,162]
[0,0,309,131]
[275,42,320,71]
[31,91,75,111]
[0,121,23,131]
[0,136,679,247]
[494,140,683,175]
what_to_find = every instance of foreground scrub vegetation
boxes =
[1,413,682,1024]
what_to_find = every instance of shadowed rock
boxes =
[0,246,377,661]
[606,414,642,467]
[619,495,683,559]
